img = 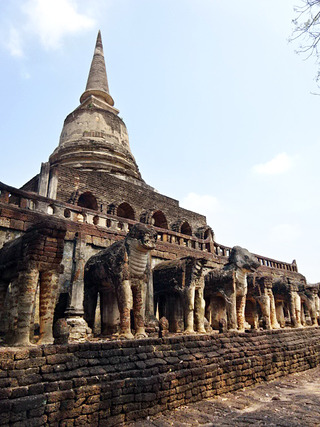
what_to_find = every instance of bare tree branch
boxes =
[291,0,320,83]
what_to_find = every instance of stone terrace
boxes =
[0,328,319,425]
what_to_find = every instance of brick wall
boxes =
[1,328,320,426]
[55,165,207,232]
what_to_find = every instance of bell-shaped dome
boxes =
[49,31,143,184]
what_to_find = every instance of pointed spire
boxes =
[80,31,115,106]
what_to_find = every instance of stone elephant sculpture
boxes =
[273,278,303,328]
[299,283,319,326]
[247,273,280,330]
[153,256,207,334]
[84,223,157,339]
[0,220,66,346]
[205,246,260,331]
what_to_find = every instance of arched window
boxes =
[181,221,192,236]
[152,211,168,229]
[195,226,214,241]
[117,202,135,220]
[77,192,98,211]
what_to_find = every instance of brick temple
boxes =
[0,31,319,426]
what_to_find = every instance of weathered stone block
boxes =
[47,390,75,403]
[12,395,46,413]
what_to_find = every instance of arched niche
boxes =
[152,210,168,229]
[180,221,192,236]
[117,202,135,220]
[77,192,98,211]
[195,226,214,241]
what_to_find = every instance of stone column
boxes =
[145,256,158,332]
[38,162,50,196]
[294,292,302,327]
[266,286,280,329]
[11,268,40,346]
[236,295,247,332]
[38,270,59,344]
[194,284,206,333]
[47,167,59,199]
[65,233,91,341]
[184,286,195,333]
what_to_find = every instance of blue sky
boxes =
[1,0,320,282]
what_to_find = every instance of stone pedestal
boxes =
[66,316,92,342]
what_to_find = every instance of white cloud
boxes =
[6,27,24,57]
[252,152,294,175]
[268,223,301,245]
[181,193,221,216]
[3,0,95,57]
[22,0,95,50]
